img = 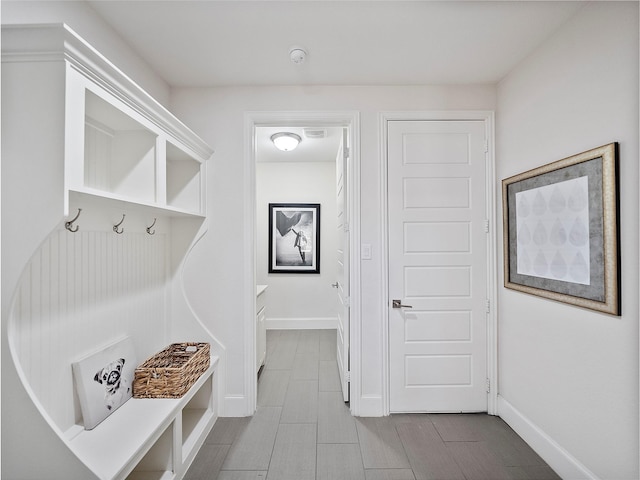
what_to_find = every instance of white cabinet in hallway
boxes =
[257,285,268,372]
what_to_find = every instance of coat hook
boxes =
[65,208,82,233]
[146,218,157,235]
[113,214,125,234]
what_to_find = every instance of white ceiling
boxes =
[88,0,585,88]
[86,0,585,162]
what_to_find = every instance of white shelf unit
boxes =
[70,70,207,218]
[128,425,174,480]
[181,373,215,462]
[166,141,204,213]
[84,89,158,204]
[1,23,217,480]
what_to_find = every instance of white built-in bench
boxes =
[66,357,218,480]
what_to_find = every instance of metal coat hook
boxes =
[146,218,157,235]
[113,214,126,234]
[65,208,82,233]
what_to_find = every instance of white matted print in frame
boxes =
[72,337,137,430]
[502,143,620,315]
[514,175,591,284]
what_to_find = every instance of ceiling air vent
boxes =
[303,128,327,139]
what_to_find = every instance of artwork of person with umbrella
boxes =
[269,203,320,273]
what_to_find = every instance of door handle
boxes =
[392,299,413,309]
[331,282,339,288]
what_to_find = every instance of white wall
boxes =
[171,85,496,415]
[1,0,170,106]
[256,161,338,327]
[496,3,639,479]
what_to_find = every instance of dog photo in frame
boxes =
[72,337,137,430]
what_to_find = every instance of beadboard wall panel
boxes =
[9,229,169,432]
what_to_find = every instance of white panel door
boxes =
[388,120,488,412]
[335,128,350,402]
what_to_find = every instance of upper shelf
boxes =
[2,23,214,219]
[2,23,214,162]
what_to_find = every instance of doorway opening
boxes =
[244,112,361,415]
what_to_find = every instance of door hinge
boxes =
[344,296,351,308]
[486,378,491,393]
[486,299,491,314]
[345,371,351,382]
[484,220,490,233]
[344,222,350,232]
[344,147,350,159]
[484,139,489,153]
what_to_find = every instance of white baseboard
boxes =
[222,395,250,417]
[266,317,337,330]
[355,395,384,417]
[497,395,598,480]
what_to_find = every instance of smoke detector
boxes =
[289,47,307,65]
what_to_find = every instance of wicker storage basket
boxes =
[133,342,210,398]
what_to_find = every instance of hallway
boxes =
[185,329,561,480]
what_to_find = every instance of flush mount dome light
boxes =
[271,132,301,151]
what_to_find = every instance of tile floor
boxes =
[185,329,561,480]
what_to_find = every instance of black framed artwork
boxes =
[268,203,321,273]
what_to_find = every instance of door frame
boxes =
[380,111,498,416]
[244,111,361,415]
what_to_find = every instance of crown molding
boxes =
[2,23,214,161]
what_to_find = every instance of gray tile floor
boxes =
[186,329,561,480]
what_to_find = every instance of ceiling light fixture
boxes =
[271,132,301,151]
